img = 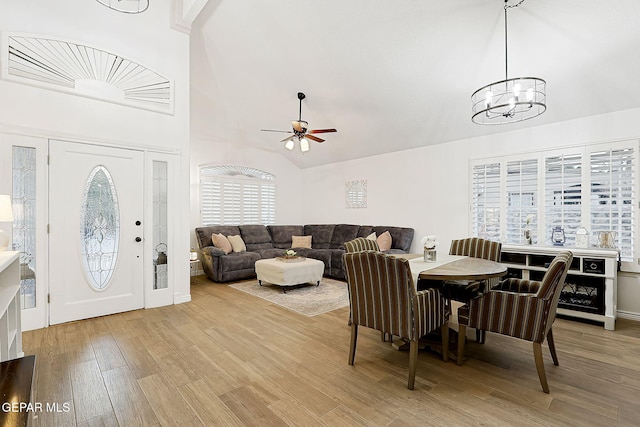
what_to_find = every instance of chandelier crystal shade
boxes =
[472,0,546,125]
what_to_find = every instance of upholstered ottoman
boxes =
[255,257,324,293]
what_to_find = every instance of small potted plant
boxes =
[283,249,297,259]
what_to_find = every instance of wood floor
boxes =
[22,275,640,426]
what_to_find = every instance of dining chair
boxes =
[343,237,382,332]
[456,251,573,393]
[344,237,380,253]
[446,237,502,343]
[343,251,449,390]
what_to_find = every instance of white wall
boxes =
[0,0,192,311]
[301,108,640,318]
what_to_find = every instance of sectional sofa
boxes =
[194,224,414,282]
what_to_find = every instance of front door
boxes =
[49,140,144,325]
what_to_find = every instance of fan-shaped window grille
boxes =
[200,165,276,225]
[5,34,172,114]
[95,0,149,14]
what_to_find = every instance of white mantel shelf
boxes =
[501,244,618,330]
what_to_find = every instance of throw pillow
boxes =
[377,231,392,251]
[366,232,377,240]
[211,233,232,254]
[291,235,312,249]
[227,235,246,253]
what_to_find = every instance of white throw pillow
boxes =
[291,235,312,249]
[366,232,377,240]
[377,231,392,251]
[227,235,246,253]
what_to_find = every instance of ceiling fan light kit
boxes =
[471,0,546,125]
[261,92,337,152]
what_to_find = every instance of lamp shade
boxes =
[0,195,12,253]
[0,195,13,222]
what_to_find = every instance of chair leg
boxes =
[457,324,466,366]
[546,328,559,366]
[408,339,419,390]
[348,324,358,365]
[440,324,449,362]
[476,329,486,344]
[533,342,550,393]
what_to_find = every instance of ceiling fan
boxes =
[261,92,337,152]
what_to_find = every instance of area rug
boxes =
[229,278,349,317]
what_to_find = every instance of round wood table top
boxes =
[417,257,507,281]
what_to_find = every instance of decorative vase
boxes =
[524,227,532,245]
[424,248,437,262]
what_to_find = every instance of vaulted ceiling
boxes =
[190,0,640,168]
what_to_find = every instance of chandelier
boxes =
[95,0,149,14]
[471,0,546,125]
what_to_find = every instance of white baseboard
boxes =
[174,293,191,304]
[616,310,640,322]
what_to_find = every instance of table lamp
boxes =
[0,195,14,253]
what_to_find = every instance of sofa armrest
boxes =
[200,246,225,257]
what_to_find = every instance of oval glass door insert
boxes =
[80,165,120,290]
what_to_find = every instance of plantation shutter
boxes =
[544,153,582,246]
[506,159,538,244]
[472,162,501,241]
[200,166,276,226]
[590,147,635,261]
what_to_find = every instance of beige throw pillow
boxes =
[227,235,246,253]
[291,235,312,249]
[366,232,377,240]
[377,231,392,251]
[212,233,232,254]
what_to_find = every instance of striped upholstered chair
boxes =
[457,251,573,393]
[343,251,449,390]
[344,237,380,253]
[445,237,502,342]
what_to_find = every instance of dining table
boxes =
[391,253,508,359]
[406,254,508,285]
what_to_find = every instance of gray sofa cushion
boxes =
[268,225,304,249]
[239,225,273,251]
[330,224,361,249]
[304,224,335,249]
[357,225,374,238]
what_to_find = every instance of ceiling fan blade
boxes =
[280,135,296,143]
[261,129,293,133]
[305,134,325,143]
[308,128,337,134]
[292,120,308,133]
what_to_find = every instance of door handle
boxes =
[135,237,142,242]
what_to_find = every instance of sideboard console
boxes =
[500,244,618,330]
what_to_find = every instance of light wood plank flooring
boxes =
[23,276,640,426]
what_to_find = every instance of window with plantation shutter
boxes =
[200,165,276,225]
[471,139,638,267]
[506,159,538,244]
[472,163,501,241]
